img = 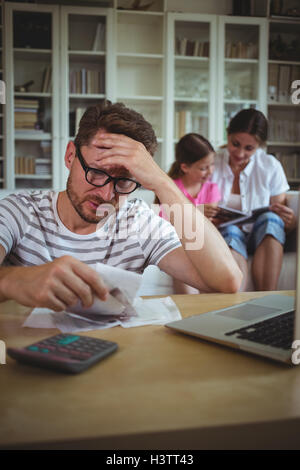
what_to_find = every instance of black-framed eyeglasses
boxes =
[75,145,141,194]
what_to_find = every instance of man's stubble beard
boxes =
[66,173,118,225]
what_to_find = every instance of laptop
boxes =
[166,198,300,365]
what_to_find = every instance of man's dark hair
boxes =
[74,100,158,156]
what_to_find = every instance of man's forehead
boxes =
[86,155,131,177]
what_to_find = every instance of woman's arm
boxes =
[270,193,297,232]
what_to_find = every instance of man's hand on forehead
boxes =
[90,132,167,193]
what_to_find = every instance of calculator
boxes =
[7,334,118,374]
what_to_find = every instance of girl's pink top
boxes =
[159,178,221,219]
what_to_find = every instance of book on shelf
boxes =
[225,41,257,59]
[268,65,300,103]
[176,37,209,58]
[175,110,208,140]
[15,156,36,175]
[275,152,299,179]
[215,205,270,228]
[35,162,51,175]
[92,22,105,51]
[268,63,279,102]
[278,65,291,103]
[75,107,86,134]
[41,65,52,93]
[69,68,105,94]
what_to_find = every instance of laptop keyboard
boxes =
[224,310,295,350]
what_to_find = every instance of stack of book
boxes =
[15,156,36,175]
[275,152,300,179]
[35,161,51,175]
[175,110,208,140]
[269,116,300,142]
[225,41,258,59]
[175,38,209,57]
[14,99,39,130]
[69,68,105,94]
[268,64,300,103]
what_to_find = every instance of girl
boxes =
[157,133,222,293]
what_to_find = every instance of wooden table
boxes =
[1,291,300,450]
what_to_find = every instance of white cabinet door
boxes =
[60,5,113,189]
[217,16,268,147]
[165,13,217,172]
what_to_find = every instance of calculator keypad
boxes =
[26,334,116,361]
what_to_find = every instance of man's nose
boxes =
[98,182,115,201]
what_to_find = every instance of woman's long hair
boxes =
[227,108,268,145]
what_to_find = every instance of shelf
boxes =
[35,159,51,164]
[69,93,105,99]
[224,100,258,104]
[175,97,208,103]
[117,10,164,17]
[287,178,300,183]
[117,95,163,102]
[15,175,52,180]
[175,55,209,62]
[117,53,163,65]
[269,17,300,25]
[225,58,259,64]
[14,48,52,61]
[268,142,300,147]
[268,59,300,66]
[268,102,298,107]
[14,92,51,98]
[14,132,52,141]
[69,51,105,56]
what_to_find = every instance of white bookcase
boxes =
[0,0,4,190]
[2,0,299,195]
[165,13,217,171]
[216,15,268,146]
[60,5,113,186]
[4,2,60,190]
[113,8,165,169]
[266,11,300,188]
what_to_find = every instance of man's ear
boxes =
[65,141,76,170]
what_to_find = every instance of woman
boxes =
[157,133,222,293]
[209,108,296,291]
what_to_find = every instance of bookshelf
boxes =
[267,7,300,188]
[4,2,60,190]
[165,13,217,171]
[0,0,4,189]
[60,5,113,184]
[2,0,300,195]
[217,15,268,146]
[113,8,165,169]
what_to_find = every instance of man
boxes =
[0,102,242,311]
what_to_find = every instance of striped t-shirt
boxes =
[0,191,181,273]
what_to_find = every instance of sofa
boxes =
[136,190,299,296]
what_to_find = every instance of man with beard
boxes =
[0,102,242,312]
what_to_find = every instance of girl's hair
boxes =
[154,133,214,204]
[168,133,214,179]
[227,108,268,145]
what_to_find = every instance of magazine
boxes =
[215,205,270,228]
